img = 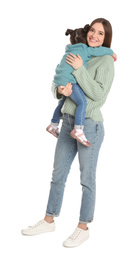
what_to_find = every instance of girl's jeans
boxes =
[46,114,104,224]
[51,83,87,129]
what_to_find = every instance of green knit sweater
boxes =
[51,55,114,122]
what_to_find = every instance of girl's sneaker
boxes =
[46,125,59,138]
[70,129,91,147]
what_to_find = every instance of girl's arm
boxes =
[88,46,113,57]
[88,46,117,61]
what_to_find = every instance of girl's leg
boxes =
[69,84,91,147]
[51,95,66,125]
[46,96,66,138]
[69,84,87,129]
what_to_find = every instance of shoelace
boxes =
[30,220,45,228]
[69,229,81,240]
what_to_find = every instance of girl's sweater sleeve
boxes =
[88,46,113,57]
[72,56,114,101]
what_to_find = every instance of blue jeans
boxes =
[46,114,104,223]
[51,83,87,129]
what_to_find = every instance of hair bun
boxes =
[65,29,74,36]
[83,24,90,32]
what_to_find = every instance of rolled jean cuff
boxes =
[74,125,84,130]
[45,212,59,217]
[79,219,93,224]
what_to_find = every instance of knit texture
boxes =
[51,55,114,122]
[53,43,113,87]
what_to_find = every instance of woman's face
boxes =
[87,23,105,47]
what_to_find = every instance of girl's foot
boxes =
[46,125,59,138]
[70,129,91,147]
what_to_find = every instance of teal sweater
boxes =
[52,55,114,122]
[53,43,113,87]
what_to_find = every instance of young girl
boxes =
[46,24,116,147]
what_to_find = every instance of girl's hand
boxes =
[58,83,72,96]
[66,53,83,69]
[112,52,117,61]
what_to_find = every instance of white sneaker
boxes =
[63,227,89,248]
[21,220,55,236]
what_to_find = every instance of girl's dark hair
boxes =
[65,24,90,45]
[89,18,112,47]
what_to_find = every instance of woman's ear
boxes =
[83,24,90,32]
[65,29,73,36]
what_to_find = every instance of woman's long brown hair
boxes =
[89,18,112,48]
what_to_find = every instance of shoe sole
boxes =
[21,228,55,236]
[63,236,89,248]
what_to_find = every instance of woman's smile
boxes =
[89,37,98,43]
[87,22,105,47]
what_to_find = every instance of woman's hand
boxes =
[66,53,83,70]
[58,83,72,96]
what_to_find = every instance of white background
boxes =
[0,0,140,259]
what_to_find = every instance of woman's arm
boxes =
[51,82,72,99]
[73,57,114,101]
[66,54,114,101]
[51,82,61,99]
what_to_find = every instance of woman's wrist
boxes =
[72,65,84,76]
[58,83,72,97]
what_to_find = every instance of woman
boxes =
[21,18,115,248]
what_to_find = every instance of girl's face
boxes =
[87,23,105,47]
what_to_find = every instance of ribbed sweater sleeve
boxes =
[72,55,114,101]
[51,82,62,100]
[51,55,114,122]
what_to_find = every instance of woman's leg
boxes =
[77,119,104,224]
[46,114,77,217]
[62,121,103,248]
[21,114,77,236]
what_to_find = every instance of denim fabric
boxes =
[51,83,87,128]
[46,114,104,223]
[69,83,87,126]
[51,95,66,124]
